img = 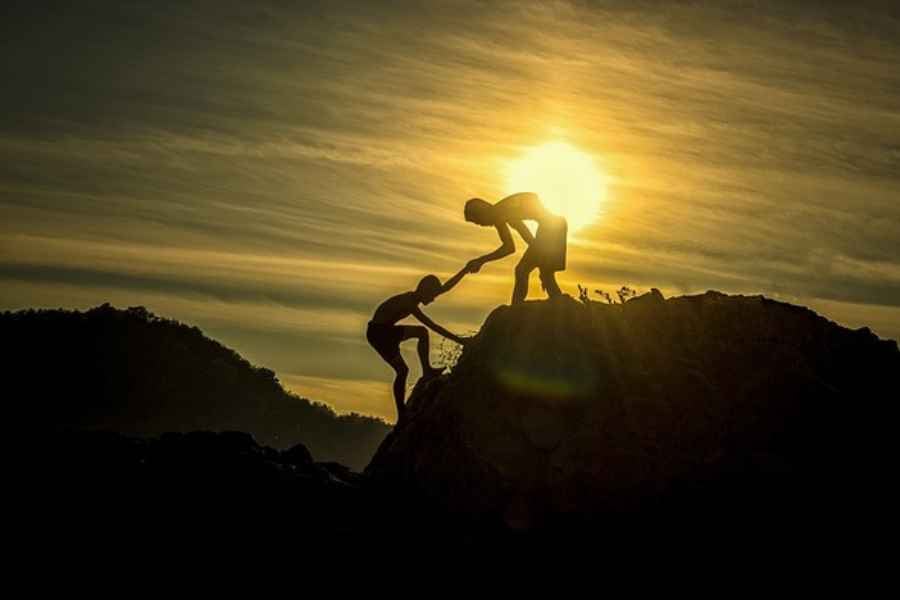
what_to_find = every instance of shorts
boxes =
[366,321,404,361]
[530,215,568,272]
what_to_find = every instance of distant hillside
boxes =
[4,303,388,470]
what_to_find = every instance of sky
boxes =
[2,0,899,421]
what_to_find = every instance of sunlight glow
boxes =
[505,141,606,232]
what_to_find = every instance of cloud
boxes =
[279,373,396,421]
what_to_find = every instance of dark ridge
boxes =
[3,303,389,470]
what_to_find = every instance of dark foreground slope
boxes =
[3,304,388,470]
[20,292,898,553]
[367,291,898,532]
[41,430,367,536]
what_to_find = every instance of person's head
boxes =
[415,274,442,304]
[464,198,494,226]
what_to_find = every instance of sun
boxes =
[504,141,606,232]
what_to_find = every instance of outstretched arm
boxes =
[468,223,515,272]
[412,307,465,345]
[438,264,470,296]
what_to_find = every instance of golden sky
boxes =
[2,1,899,420]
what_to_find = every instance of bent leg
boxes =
[513,253,538,304]
[386,354,410,422]
[539,268,563,298]
[400,325,443,379]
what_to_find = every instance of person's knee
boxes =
[515,261,534,278]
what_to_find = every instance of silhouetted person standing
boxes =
[367,268,470,424]
[464,192,567,304]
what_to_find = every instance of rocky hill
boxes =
[4,303,389,470]
[366,291,898,532]
[15,292,897,548]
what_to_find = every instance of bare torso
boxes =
[371,292,418,325]
[495,192,545,224]
[494,192,567,272]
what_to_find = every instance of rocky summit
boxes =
[366,290,898,532]
[25,292,897,550]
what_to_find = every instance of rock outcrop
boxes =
[366,291,898,531]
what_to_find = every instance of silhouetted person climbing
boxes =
[367,267,470,424]
[464,192,567,304]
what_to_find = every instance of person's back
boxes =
[495,192,545,224]
[495,192,567,274]
[370,292,418,326]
